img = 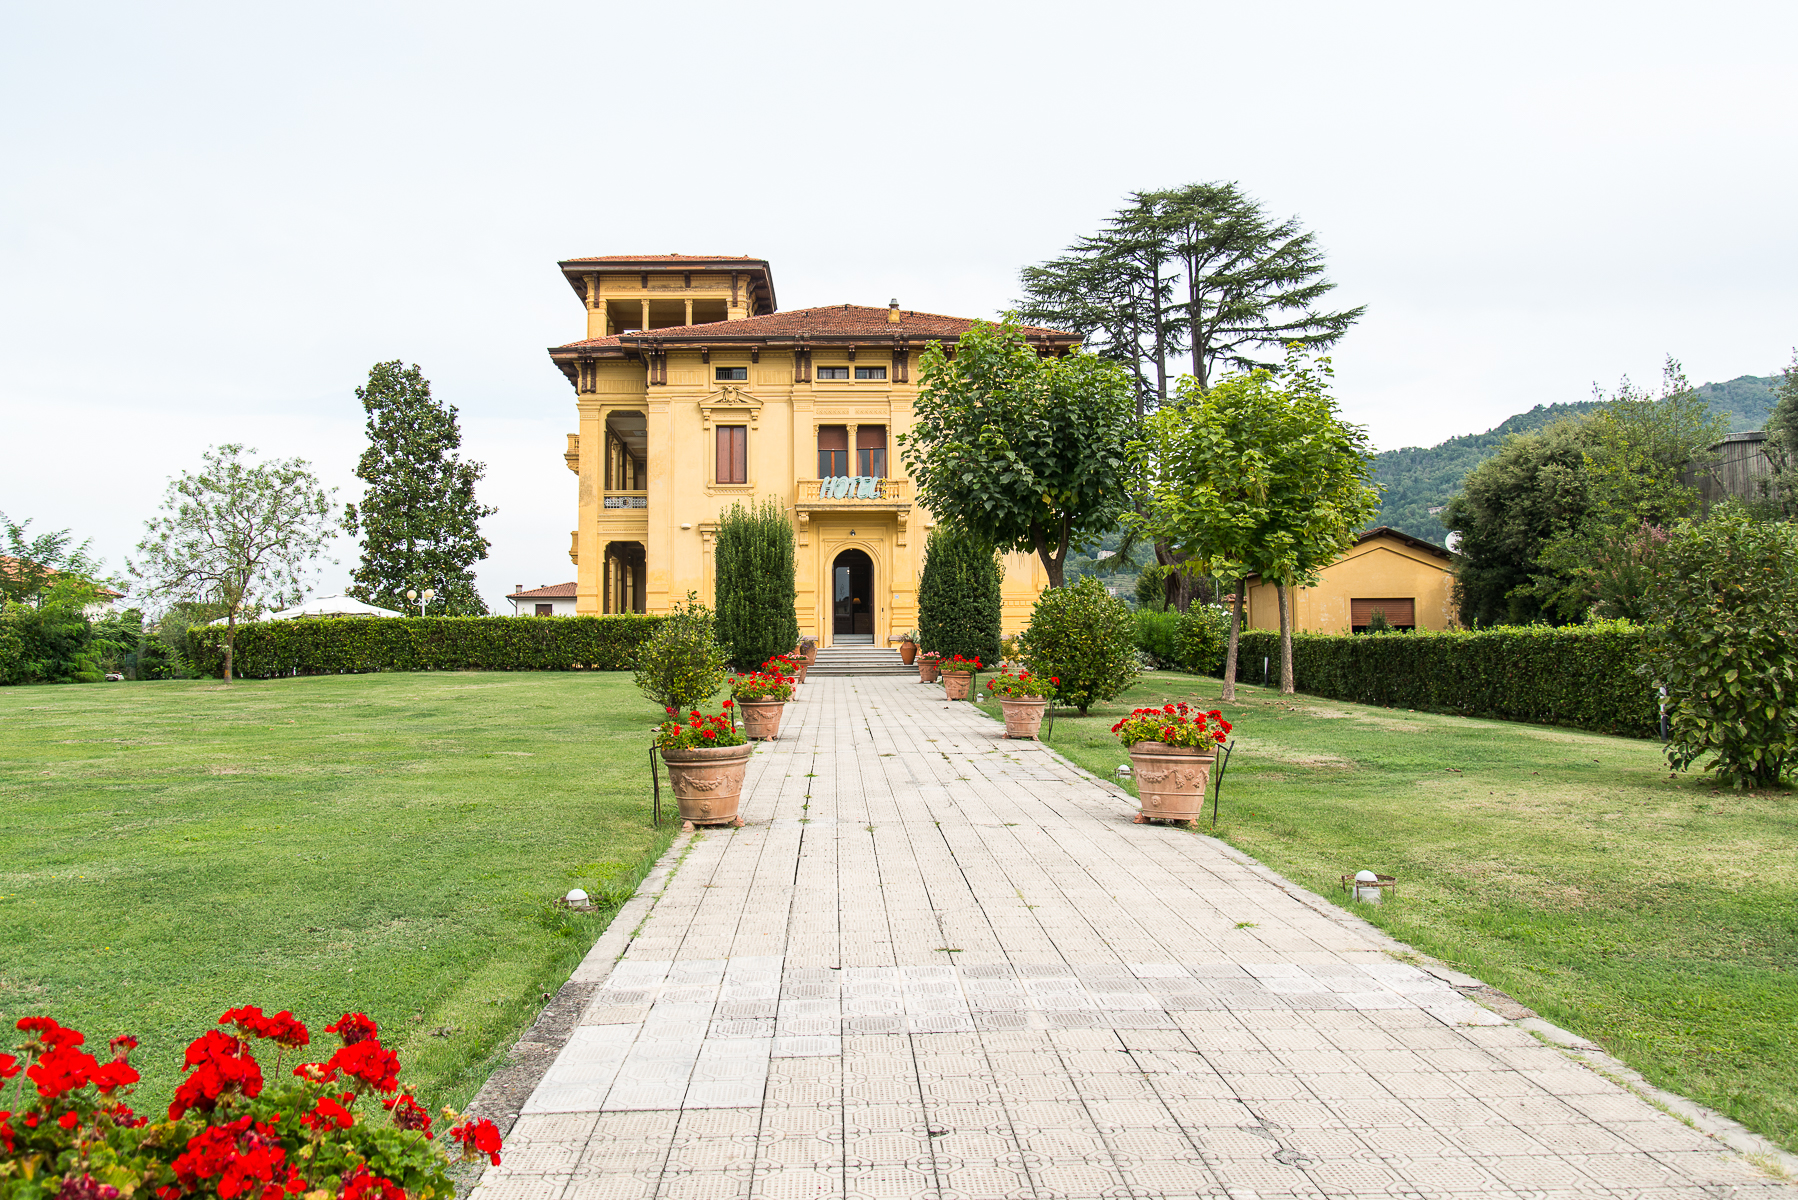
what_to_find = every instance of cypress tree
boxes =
[344,361,497,615]
[916,526,1003,665]
[713,498,799,671]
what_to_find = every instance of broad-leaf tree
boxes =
[344,361,496,615]
[131,444,336,682]
[901,317,1135,589]
[1137,349,1378,698]
[1760,348,1798,516]
[0,512,105,606]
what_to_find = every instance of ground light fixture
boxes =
[1344,869,1396,904]
[1114,764,1132,782]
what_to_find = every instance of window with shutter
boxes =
[817,425,849,477]
[1350,597,1415,630]
[716,425,747,484]
[856,425,887,478]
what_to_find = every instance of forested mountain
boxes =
[1372,374,1778,544]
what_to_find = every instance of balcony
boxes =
[603,491,648,509]
[794,478,910,507]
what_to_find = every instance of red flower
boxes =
[59,1110,80,1130]
[91,1059,140,1096]
[169,1030,263,1119]
[52,1173,117,1200]
[665,706,676,715]
[324,1013,377,1046]
[321,1039,401,1095]
[0,1053,18,1080]
[449,1117,504,1165]
[168,1118,291,1200]
[27,1043,100,1101]
[16,1016,82,1050]
[722,699,733,708]
[301,1094,355,1133]
[109,1035,139,1062]
[340,1167,406,1200]
[384,1092,433,1137]
[1050,677,1059,685]
[0,1113,12,1154]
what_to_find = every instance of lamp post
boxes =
[405,588,435,618]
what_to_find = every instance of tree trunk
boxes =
[223,611,235,684]
[1032,516,1070,589]
[1221,578,1245,701]
[1277,579,1295,694]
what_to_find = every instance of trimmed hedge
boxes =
[1224,622,1656,738]
[187,615,665,679]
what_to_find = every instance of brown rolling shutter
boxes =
[817,426,848,450]
[716,425,747,484]
[1351,598,1415,627]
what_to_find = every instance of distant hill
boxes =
[1371,374,1780,545]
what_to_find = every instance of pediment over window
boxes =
[699,386,763,430]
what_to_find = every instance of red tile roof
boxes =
[0,555,123,598]
[552,305,1075,352]
[508,582,577,599]
[560,254,764,263]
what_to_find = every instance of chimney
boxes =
[887,298,901,323]
[514,584,522,594]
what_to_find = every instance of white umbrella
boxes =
[266,594,404,620]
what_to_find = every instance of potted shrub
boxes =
[938,653,982,701]
[897,630,919,666]
[985,666,1058,739]
[0,1007,504,1200]
[1112,702,1232,826]
[918,651,941,684]
[799,636,818,668]
[731,661,797,740]
[656,705,752,828]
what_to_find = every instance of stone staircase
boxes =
[807,644,916,676]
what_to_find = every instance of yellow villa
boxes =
[547,254,1070,645]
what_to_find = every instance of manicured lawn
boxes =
[0,671,676,1117]
[976,672,1798,1152]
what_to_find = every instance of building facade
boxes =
[547,255,1070,645]
[1239,527,1458,633]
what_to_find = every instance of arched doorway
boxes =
[831,548,874,643]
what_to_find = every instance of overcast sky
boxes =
[4,1,1795,609]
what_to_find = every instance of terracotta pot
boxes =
[795,665,808,684]
[941,670,974,701]
[738,699,785,740]
[899,640,918,665]
[998,696,1047,739]
[659,742,753,826]
[919,660,940,683]
[1127,742,1216,824]
[800,640,818,666]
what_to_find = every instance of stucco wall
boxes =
[1243,535,1457,633]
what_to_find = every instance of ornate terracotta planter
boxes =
[919,659,941,683]
[799,639,818,666]
[998,696,1048,739]
[899,640,918,665]
[738,699,785,740]
[659,742,753,827]
[941,670,974,701]
[1127,742,1216,825]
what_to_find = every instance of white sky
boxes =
[4,1,1795,609]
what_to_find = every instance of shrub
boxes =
[1644,509,1798,788]
[635,593,730,712]
[0,588,101,686]
[0,1007,501,1200]
[1224,621,1656,737]
[654,705,746,750]
[916,527,1003,665]
[713,499,800,671]
[186,613,663,677]
[1019,576,1137,715]
[1111,701,1232,749]
[1133,609,1184,667]
[1178,604,1230,675]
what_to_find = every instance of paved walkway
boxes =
[474,677,1790,1199]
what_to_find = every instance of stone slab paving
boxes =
[473,677,1793,1200]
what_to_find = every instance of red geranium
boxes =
[320,1040,401,1095]
[300,1094,355,1133]
[448,1117,503,1165]
[27,1043,100,1101]
[1111,702,1233,750]
[340,1166,406,1200]
[170,1030,264,1119]
[383,1092,433,1138]
[324,1013,377,1046]
[165,1117,301,1200]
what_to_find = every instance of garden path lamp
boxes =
[405,588,435,617]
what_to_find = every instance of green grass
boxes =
[976,672,1798,1152]
[0,672,677,1117]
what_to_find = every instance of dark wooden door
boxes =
[832,549,873,636]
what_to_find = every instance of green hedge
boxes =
[187,616,665,679]
[1225,622,1656,738]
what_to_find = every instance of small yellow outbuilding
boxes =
[1240,527,1458,633]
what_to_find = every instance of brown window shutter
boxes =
[855,425,886,450]
[817,425,848,451]
[1351,598,1415,626]
[717,426,747,484]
